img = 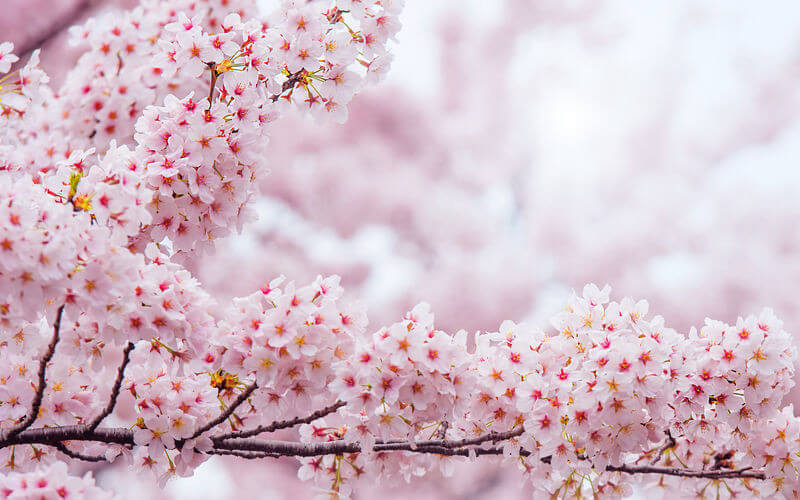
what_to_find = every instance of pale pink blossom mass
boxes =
[2,0,800,499]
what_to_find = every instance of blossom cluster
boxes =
[124,344,219,483]
[66,245,217,351]
[331,303,472,445]
[296,303,475,494]
[57,145,154,245]
[1,0,406,492]
[0,249,215,473]
[2,269,800,498]
[132,92,265,254]
[5,0,800,498]
[0,174,85,328]
[2,0,404,257]
[0,43,46,122]
[0,317,89,432]
[292,285,799,498]
[209,275,366,425]
[131,0,403,254]
[0,462,114,500]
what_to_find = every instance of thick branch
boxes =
[217,400,346,440]
[0,424,767,481]
[214,434,529,458]
[2,305,64,442]
[606,464,764,480]
[0,425,133,447]
[87,341,135,431]
[189,382,258,440]
[212,437,766,479]
[207,449,280,459]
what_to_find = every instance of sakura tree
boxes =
[1,1,800,499]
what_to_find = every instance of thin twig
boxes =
[269,70,305,102]
[216,400,345,441]
[207,63,218,109]
[189,382,258,440]
[53,442,106,462]
[436,420,449,440]
[3,305,65,442]
[417,427,523,449]
[87,341,135,431]
[649,429,676,465]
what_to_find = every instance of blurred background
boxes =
[5,0,800,498]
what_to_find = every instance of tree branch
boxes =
[53,442,106,462]
[207,449,280,459]
[189,382,258,440]
[0,425,133,448]
[217,400,346,440]
[2,305,64,442]
[648,429,676,465]
[212,437,767,479]
[0,423,767,481]
[269,70,305,102]
[87,341,135,431]
[606,464,764,480]
[207,63,218,109]
[418,426,523,449]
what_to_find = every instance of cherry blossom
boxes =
[0,461,114,499]
[0,42,17,74]
[2,0,800,499]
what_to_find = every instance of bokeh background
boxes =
[5,0,800,498]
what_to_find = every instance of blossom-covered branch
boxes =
[1,0,800,499]
[189,381,258,440]
[1,305,64,442]
[220,400,346,440]
[0,422,768,481]
[88,341,135,431]
[0,278,796,498]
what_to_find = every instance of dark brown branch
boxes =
[357,427,522,451]
[3,305,64,442]
[214,438,766,479]
[217,400,346,441]
[53,442,106,462]
[436,420,449,440]
[606,464,764,480]
[189,382,258,440]
[0,424,767,481]
[88,342,135,431]
[269,70,305,102]
[373,442,516,457]
[212,437,767,480]
[207,63,218,108]
[207,449,280,459]
[213,434,530,459]
[0,425,133,448]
